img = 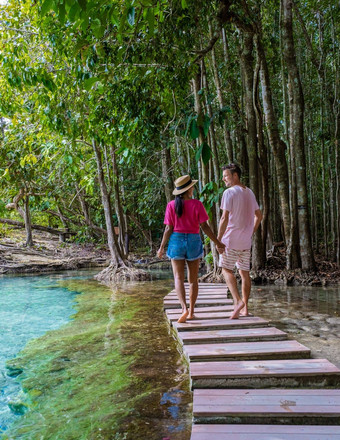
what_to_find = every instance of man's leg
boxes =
[222,268,244,319]
[171,259,188,323]
[186,258,200,319]
[239,269,251,316]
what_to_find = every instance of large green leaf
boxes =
[203,114,211,137]
[84,77,100,90]
[146,7,154,35]
[127,7,135,26]
[190,119,199,140]
[41,0,54,16]
[195,143,203,162]
[201,142,211,165]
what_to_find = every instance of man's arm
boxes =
[218,210,229,241]
[253,209,263,234]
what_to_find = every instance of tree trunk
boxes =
[92,140,125,266]
[161,144,173,203]
[202,58,221,225]
[255,34,292,268]
[240,30,264,270]
[22,196,34,247]
[110,145,128,257]
[253,57,269,262]
[192,71,212,272]
[211,25,234,162]
[281,0,315,270]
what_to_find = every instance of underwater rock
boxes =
[6,366,23,377]
[8,401,28,416]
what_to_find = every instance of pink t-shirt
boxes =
[220,186,259,250]
[164,199,209,234]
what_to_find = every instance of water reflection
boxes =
[249,285,340,368]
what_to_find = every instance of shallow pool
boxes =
[0,271,89,431]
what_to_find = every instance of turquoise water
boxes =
[0,271,91,431]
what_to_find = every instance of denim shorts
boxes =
[166,232,204,261]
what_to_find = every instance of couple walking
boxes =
[157,163,262,323]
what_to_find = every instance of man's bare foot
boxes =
[239,306,249,317]
[230,301,245,319]
[187,308,196,320]
[177,309,189,323]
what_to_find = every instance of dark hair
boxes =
[222,163,242,179]
[175,192,188,218]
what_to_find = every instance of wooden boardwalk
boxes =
[163,283,340,440]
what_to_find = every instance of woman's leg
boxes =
[186,258,200,319]
[171,259,188,323]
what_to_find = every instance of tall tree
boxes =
[281,0,315,270]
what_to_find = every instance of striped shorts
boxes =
[219,248,251,271]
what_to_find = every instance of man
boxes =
[217,163,262,319]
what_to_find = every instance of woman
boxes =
[157,175,225,323]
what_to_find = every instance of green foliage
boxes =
[0,0,338,257]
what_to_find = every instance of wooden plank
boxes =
[164,294,228,300]
[184,340,310,362]
[167,289,228,295]
[190,359,340,389]
[164,299,233,309]
[166,305,234,314]
[191,424,340,440]
[173,317,269,331]
[172,285,227,288]
[178,327,287,345]
[165,291,228,296]
[193,389,340,424]
[166,310,237,322]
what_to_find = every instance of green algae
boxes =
[3,278,192,440]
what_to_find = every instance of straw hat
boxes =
[172,175,198,195]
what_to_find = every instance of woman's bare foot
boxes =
[177,309,189,323]
[230,301,245,319]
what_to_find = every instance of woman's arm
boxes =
[157,224,174,258]
[200,221,225,253]
[217,210,229,242]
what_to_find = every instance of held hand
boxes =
[157,247,165,259]
[216,241,225,254]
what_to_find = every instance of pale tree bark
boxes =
[294,2,339,263]
[254,34,292,268]
[239,30,264,269]
[23,196,34,247]
[331,13,340,265]
[279,1,300,268]
[211,26,234,162]
[6,188,34,247]
[253,57,269,259]
[281,0,315,270]
[110,145,129,257]
[161,144,173,203]
[76,186,106,239]
[92,140,125,266]
[192,71,213,272]
[202,58,221,225]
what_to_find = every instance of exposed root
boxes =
[199,268,225,283]
[94,262,151,283]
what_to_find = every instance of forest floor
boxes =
[0,229,111,274]
[253,244,340,286]
[0,229,339,285]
